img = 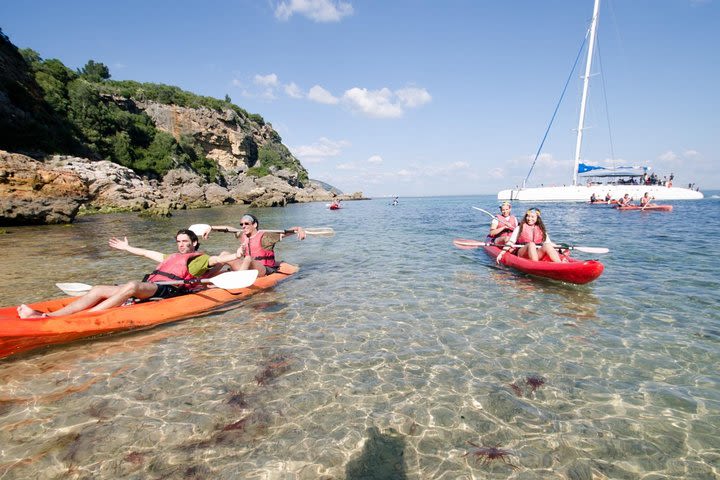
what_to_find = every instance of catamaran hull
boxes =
[498,185,702,202]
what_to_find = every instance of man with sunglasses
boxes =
[197,214,305,277]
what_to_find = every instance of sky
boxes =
[1,0,718,197]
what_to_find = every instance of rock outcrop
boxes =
[0,150,360,225]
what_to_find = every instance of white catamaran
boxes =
[497,0,703,202]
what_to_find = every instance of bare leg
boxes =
[518,242,539,261]
[227,256,268,277]
[17,285,121,319]
[88,281,158,312]
[540,243,562,262]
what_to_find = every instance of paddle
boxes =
[641,196,655,211]
[452,238,609,254]
[189,224,334,237]
[472,206,515,230]
[56,270,259,296]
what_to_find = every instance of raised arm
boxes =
[108,237,165,263]
[279,226,306,240]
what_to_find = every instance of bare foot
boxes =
[17,304,47,319]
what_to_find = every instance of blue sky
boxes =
[2,0,718,196]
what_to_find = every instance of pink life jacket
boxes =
[242,231,278,267]
[144,252,203,289]
[517,224,545,244]
[491,214,518,239]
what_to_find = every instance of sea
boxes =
[1,193,719,479]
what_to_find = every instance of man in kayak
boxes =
[604,192,613,202]
[496,208,562,263]
[640,192,654,207]
[617,193,632,207]
[488,201,518,246]
[17,229,239,318]
[197,214,305,277]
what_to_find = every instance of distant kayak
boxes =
[0,263,298,359]
[590,199,617,205]
[615,204,673,212]
[329,204,342,210]
[472,239,604,284]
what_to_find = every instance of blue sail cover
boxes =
[578,163,648,177]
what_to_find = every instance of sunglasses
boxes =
[240,222,254,226]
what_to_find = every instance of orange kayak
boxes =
[615,204,673,212]
[0,263,298,360]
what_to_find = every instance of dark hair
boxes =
[519,212,547,242]
[176,228,200,250]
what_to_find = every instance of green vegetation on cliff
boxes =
[0,29,307,186]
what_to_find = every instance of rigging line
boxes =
[596,36,617,170]
[522,36,588,188]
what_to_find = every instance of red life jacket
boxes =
[144,252,203,289]
[491,214,518,239]
[242,231,277,267]
[517,224,545,244]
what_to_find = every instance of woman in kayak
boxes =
[17,229,239,318]
[496,208,562,263]
[197,214,305,277]
[488,201,518,246]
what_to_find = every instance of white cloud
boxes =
[308,85,339,104]
[367,155,383,164]
[395,87,432,108]
[284,82,304,99]
[342,87,403,118]
[254,73,279,87]
[275,0,354,22]
[658,150,679,163]
[291,137,350,163]
[342,86,431,118]
[488,167,505,179]
[684,149,700,158]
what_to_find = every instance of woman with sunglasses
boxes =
[198,214,305,277]
[496,208,562,263]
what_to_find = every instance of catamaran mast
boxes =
[572,0,601,186]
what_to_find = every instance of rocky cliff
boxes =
[0,30,364,225]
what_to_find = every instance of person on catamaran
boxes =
[617,193,632,207]
[197,214,305,277]
[640,192,654,207]
[496,208,562,263]
[17,229,239,319]
[488,201,518,246]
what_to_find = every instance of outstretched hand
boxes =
[296,227,306,240]
[108,236,129,251]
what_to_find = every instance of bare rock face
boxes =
[0,150,88,224]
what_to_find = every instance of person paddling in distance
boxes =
[617,193,632,207]
[640,192,654,207]
[488,201,518,246]
[196,214,305,277]
[496,208,562,264]
[17,229,240,319]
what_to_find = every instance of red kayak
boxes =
[0,263,298,360]
[329,204,341,210]
[590,199,617,204]
[479,242,604,284]
[615,204,673,212]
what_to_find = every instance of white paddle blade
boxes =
[56,282,92,296]
[305,227,335,237]
[204,270,259,289]
[572,246,610,254]
[472,206,495,219]
[453,238,487,249]
[189,224,212,237]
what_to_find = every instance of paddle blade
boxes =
[204,270,259,289]
[571,246,609,254]
[453,238,487,249]
[56,282,92,296]
[305,227,335,237]
[189,224,211,237]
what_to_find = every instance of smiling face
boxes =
[525,210,538,225]
[500,204,512,216]
[239,215,258,236]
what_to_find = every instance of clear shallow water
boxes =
[1,194,719,479]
